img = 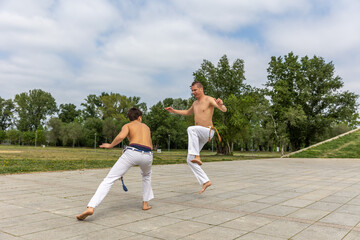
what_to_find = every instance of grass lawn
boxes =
[0,145,281,174]
[291,129,360,158]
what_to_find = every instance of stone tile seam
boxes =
[157,198,360,233]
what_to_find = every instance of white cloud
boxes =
[0,0,359,110]
[172,0,310,31]
[264,0,360,57]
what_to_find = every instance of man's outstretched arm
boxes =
[164,105,194,116]
[100,125,129,148]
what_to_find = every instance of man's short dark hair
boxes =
[128,108,142,121]
[191,81,203,89]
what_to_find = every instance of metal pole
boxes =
[212,139,213,152]
[168,134,170,152]
[94,133,97,151]
[35,131,37,147]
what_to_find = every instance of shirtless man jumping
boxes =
[76,108,154,220]
[165,81,227,194]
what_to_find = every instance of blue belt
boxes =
[125,146,153,154]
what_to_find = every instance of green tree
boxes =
[145,98,188,150]
[59,103,81,123]
[61,122,83,147]
[35,129,47,146]
[102,117,126,143]
[99,93,147,121]
[193,55,247,154]
[0,130,6,143]
[14,89,57,131]
[6,129,21,145]
[82,118,103,147]
[81,94,102,120]
[23,131,35,145]
[47,117,62,146]
[0,97,15,130]
[266,52,359,150]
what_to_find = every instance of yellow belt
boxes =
[209,126,221,142]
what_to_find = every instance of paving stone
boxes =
[0,232,22,240]
[342,230,360,240]
[2,217,74,236]
[255,195,288,205]
[21,221,106,240]
[182,226,246,240]
[320,212,360,227]
[287,208,330,221]
[116,215,183,233]
[66,228,136,240]
[144,220,211,239]
[164,207,215,220]
[236,232,287,240]
[254,219,311,239]
[306,201,342,212]
[337,204,360,215]
[280,198,314,208]
[231,201,271,213]
[321,195,353,204]
[0,212,62,228]
[291,224,349,240]
[219,214,274,232]
[2,158,360,239]
[257,204,299,217]
[192,210,243,225]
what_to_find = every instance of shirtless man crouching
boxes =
[76,108,154,220]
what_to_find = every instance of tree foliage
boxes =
[14,89,57,131]
[266,52,359,150]
[81,94,102,120]
[145,98,189,150]
[59,103,81,123]
[99,93,147,121]
[193,55,247,154]
[48,117,62,146]
[1,53,358,152]
[0,97,15,130]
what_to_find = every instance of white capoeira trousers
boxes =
[87,148,154,208]
[187,126,214,185]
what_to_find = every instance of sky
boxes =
[0,0,359,109]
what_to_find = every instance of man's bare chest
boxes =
[194,102,212,114]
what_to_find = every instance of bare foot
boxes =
[142,201,152,210]
[191,155,202,165]
[76,207,94,220]
[199,181,212,194]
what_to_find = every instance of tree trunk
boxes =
[216,140,232,155]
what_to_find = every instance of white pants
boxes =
[88,148,154,208]
[187,126,214,185]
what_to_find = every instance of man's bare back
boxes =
[99,120,153,150]
[127,121,153,149]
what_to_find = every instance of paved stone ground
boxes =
[2,158,360,240]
